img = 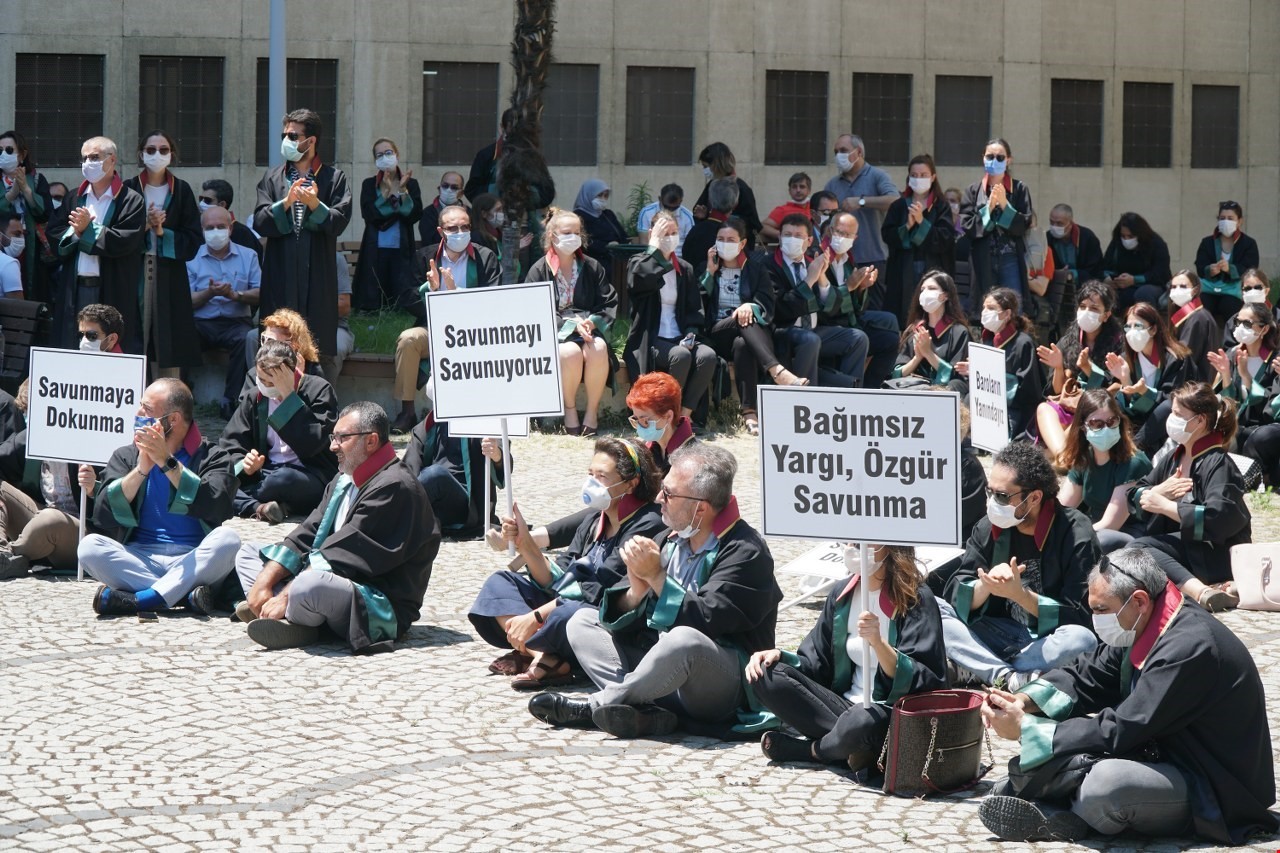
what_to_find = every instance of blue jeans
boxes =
[773,326,822,384]
[234,461,328,518]
[992,251,1024,301]
[937,598,1097,682]
[417,464,469,528]
[79,527,242,606]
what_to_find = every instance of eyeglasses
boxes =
[330,430,373,443]
[440,224,469,234]
[198,196,218,205]
[1122,323,1149,332]
[82,154,109,163]
[984,487,1023,506]
[0,146,15,156]
[374,150,395,158]
[280,132,304,141]
[142,146,171,156]
[440,183,462,191]
[1085,415,1120,430]
[984,153,1008,162]
[80,330,101,341]
[628,415,661,429]
[660,485,703,503]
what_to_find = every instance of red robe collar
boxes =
[132,171,175,198]
[709,495,742,539]
[1170,297,1204,328]
[180,422,203,456]
[836,572,896,617]
[595,494,648,540]
[352,441,397,488]
[982,323,1018,349]
[707,209,729,225]
[1174,431,1225,464]
[76,173,124,200]
[663,416,695,456]
[901,187,936,209]
[1130,581,1184,670]
[980,174,1014,195]
[916,316,954,337]
[546,248,584,277]
[992,499,1057,551]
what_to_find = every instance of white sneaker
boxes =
[1004,670,1043,692]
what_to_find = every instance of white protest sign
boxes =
[777,541,852,581]
[967,342,1009,453]
[26,347,148,466]
[447,416,529,439]
[425,281,563,419]
[758,386,962,547]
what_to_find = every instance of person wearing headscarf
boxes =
[573,179,628,273]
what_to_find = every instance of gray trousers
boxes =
[1072,759,1192,836]
[566,608,743,721]
[236,542,357,640]
[78,527,241,606]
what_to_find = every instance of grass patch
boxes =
[351,308,415,356]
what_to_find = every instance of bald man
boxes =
[188,204,263,418]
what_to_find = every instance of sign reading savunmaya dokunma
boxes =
[425,281,563,419]
[27,347,148,466]
[758,386,962,547]
[967,342,1009,453]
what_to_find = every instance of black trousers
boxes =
[1132,532,1228,586]
[754,662,892,763]
[707,316,781,411]
[1243,422,1280,485]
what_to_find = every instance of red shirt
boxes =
[767,201,811,225]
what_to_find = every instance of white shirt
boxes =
[716,268,743,321]
[76,183,116,277]
[265,396,299,465]
[334,480,358,532]
[440,249,470,290]
[1138,352,1159,387]
[843,589,892,706]
[144,183,168,213]
[657,266,681,339]
[0,254,20,294]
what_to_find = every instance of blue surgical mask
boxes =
[635,418,666,443]
[1085,425,1121,452]
[134,415,158,431]
[445,231,471,253]
[983,157,1007,177]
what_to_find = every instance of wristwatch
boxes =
[858,196,866,208]
[162,456,179,472]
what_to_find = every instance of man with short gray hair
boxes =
[978,547,1276,845]
[824,133,898,275]
[529,443,781,737]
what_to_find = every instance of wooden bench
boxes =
[0,298,51,393]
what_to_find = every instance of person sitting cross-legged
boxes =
[79,379,240,615]
[977,547,1277,846]
[528,443,781,737]
[235,402,441,653]
[218,340,337,524]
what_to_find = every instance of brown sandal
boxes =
[741,409,760,436]
[1198,583,1240,613]
[488,650,533,676]
[511,657,575,691]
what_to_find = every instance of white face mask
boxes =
[0,152,17,172]
[835,152,853,172]
[489,211,505,227]
[256,376,284,400]
[908,176,932,195]
[197,200,213,213]
[51,199,62,210]
[79,335,104,352]
[949,202,960,216]
[716,240,741,261]
[829,235,853,255]
[580,476,618,511]
[555,233,582,254]
[1125,327,1151,352]
[1168,286,1194,307]
[919,290,944,313]
[591,197,608,212]
[986,493,1026,529]
[1076,309,1102,333]
[438,187,459,204]
[674,502,702,539]
[1048,224,1067,239]
[142,151,170,173]
[1121,237,1139,251]
[1243,288,1268,304]
[980,309,1004,333]
[701,166,713,180]
[1165,412,1195,444]
[780,235,806,260]
[1092,594,1137,647]
[658,234,679,254]
[203,228,230,251]
[1236,324,1260,346]
[4,237,24,258]
[375,153,398,172]
[1218,218,1237,237]
[444,230,471,253]
[81,159,106,183]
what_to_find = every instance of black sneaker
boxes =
[979,795,1091,842]
[185,585,217,616]
[591,703,678,738]
[0,550,30,580]
[246,618,320,649]
[92,585,138,616]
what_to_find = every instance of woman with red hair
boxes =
[625,372,695,472]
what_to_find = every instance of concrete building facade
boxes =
[2,0,1277,271]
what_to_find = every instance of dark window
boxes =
[139,56,225,167]
[421,62,500,166]
[933,75,992,166]
[1049,78,1104,167]
[850,73,912,165]
[1191,85,1239,169]
[14,54,105,168]
[255,58,339,166]
[542,64,599,167]
[764,70,829,165]
[625,67,695,166]
[1122,81,1173,168]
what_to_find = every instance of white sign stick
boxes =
[501,417,515,556]
[860,542,872,707]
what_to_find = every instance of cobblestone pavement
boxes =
[1,426,1277,852]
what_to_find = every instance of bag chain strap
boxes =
[920,716,997,785]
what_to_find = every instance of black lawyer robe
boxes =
[882,192,956,325]
[404,414,507,540]
[218,373,339,485]
[353,173,423,309]
[625,248,706,380]
[253,162,352,357]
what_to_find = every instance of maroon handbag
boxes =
[879,689,992,797]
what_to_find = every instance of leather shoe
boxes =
[591,703,677,738]
[527,692,595,728]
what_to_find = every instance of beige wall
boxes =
[2,0,1276,271]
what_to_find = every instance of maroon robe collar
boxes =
[1131,581,1184,670]
[352,441,397,488]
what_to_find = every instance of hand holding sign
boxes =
[856,611,886,648]
[77,464,96,497]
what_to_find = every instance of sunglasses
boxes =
[440,184,462,191]
[1243,284,1266,292]
[984,153,1008,162]
[659,485,704,503]
[985,487,1023,506]
[1238,321,1266,330]
[280,132,305,141]
[1085,415,1120,430]
[142,146,171,156]
[80,330,101,341]
[198,196,218,205]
